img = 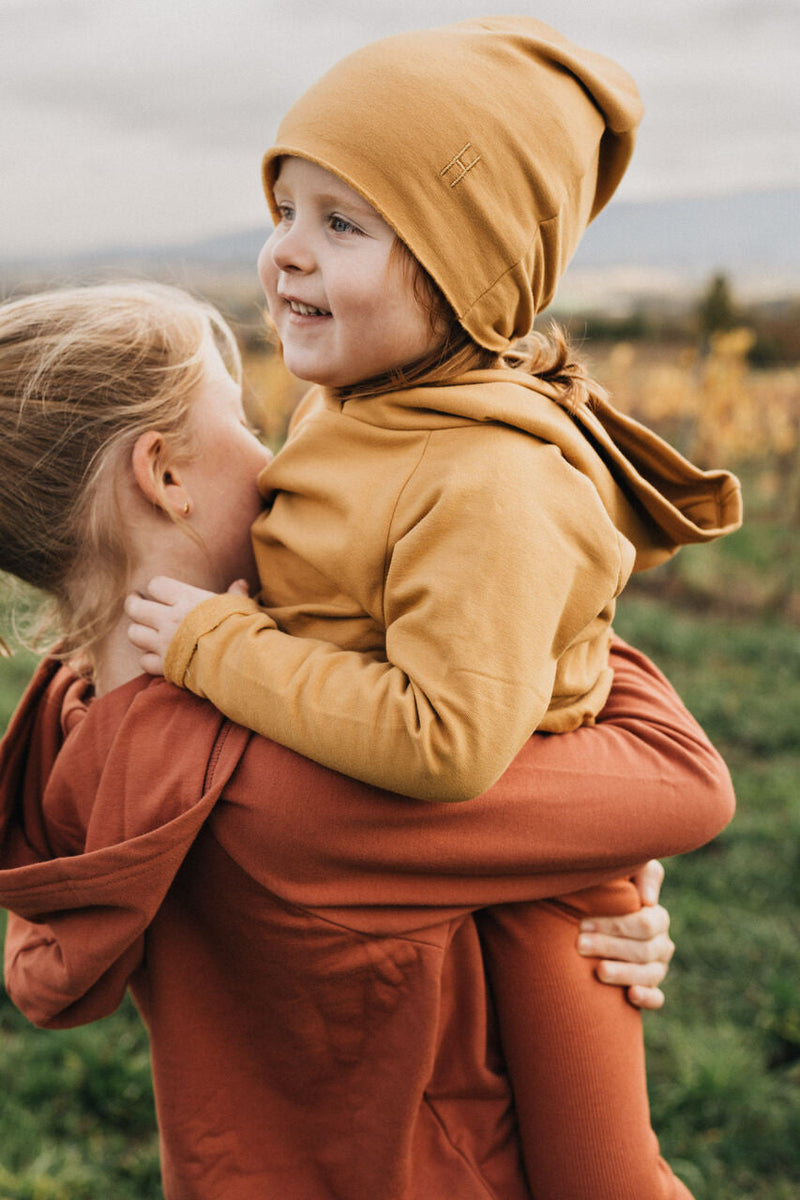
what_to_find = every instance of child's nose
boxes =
[270,223,315,274]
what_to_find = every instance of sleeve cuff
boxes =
[164,593,262,686]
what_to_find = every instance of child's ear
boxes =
[131,431,192,518]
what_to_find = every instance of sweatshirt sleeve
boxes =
[213,638,736,929]
[165,427,633,801]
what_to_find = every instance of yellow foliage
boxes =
[241,349,307,449]
[591,332,800,477]
[708,328,757,359]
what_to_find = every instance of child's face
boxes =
[259,157,442,388]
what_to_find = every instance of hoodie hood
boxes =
[326,369,743,571]
[0,660,248,1027]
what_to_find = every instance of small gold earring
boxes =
[183,501,190,515]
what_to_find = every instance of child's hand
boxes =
[577,860,674,1011]
[125,576,248,675]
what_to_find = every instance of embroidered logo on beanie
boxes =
[439,143,482,188]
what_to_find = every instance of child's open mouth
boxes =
[287,299,331,318]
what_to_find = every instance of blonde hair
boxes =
[0,281,240,666]
[331,239,608,410]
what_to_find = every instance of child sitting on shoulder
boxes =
[128,16,741,801]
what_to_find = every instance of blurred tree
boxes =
[698,272,737,345]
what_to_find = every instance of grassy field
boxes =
[613,595,800,1200]
[0,590,798,1198]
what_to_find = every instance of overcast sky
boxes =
[1,0,798,259]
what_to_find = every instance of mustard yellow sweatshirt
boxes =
[165,370,741,801]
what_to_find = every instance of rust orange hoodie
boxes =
[0,641,733,1198]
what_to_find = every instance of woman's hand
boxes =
[126,575,247,675]
[577,860,675,1010]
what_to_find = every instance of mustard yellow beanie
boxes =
[262,16,643,352]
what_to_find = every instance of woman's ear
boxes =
[131,431,191,518]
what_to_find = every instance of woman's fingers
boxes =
[578,925,675,965]
[590,947,672,1010]
[578,898,675,1008]
[627,985,666,1011]
[594,958,669,987]
[602,960,668,1011]
[580,902,671,942]
[632,858,665,906]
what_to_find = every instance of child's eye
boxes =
[329,214,361,235]
[276,203,294,223]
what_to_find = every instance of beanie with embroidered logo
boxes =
[262,16,643,352]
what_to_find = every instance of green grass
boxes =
[0,595,798,1197]
[613,592,800,1200]
[0,992,159,1199]
[0,648,40,737]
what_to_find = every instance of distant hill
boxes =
[572,187,800,276]
[3,188,798,306]
[559,187,800,309]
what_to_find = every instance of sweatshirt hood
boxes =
[0,659,248,1027]
[317,371,743,570]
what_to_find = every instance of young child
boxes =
[130,16,741,797]
[126,19,741,1196]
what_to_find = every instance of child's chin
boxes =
[283,357,325,386]
[300,366,357,389]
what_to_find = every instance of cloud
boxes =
[1,0,798,257]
